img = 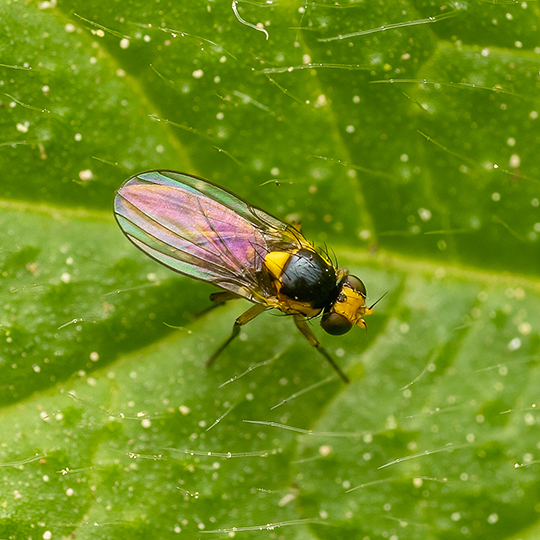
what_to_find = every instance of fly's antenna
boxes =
[368,291,388,311]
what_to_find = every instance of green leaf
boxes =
[1,1,539,539]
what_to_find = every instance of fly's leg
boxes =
[206,304,268,367]
[293,315,350,384]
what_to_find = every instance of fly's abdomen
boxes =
[263,248,339,313]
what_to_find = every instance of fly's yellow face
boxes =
[331,285,372,329]
[321,275,371,336]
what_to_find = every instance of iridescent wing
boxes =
[114,170,307,301]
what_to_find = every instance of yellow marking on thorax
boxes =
[264,250,294,279]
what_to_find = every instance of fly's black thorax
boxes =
[262,248,340,314]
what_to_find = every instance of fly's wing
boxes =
[114,170,306,301]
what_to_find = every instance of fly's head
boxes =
[320,275,372,335]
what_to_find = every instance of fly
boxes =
[114,170,375,384]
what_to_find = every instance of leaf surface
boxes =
[1,1,539,538]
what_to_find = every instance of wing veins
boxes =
[118,194,237,274]
[195,197,259,284]
[118,213,234,278]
